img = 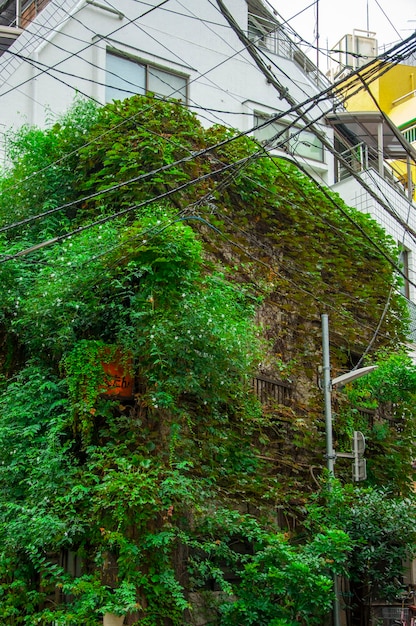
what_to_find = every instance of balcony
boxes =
[0,0,51,54]
[327,110,416,201]
[247,11,330,91]
[335,141,409,199]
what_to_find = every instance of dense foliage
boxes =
[0,95,414,625]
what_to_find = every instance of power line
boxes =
[0,0,173,99]
[0,0,412,286]
[0,151,262,263]
[0,0,409,204]
[0,2,410,358]
[0,114,404,348]
[0,56,413,275]
[373,0,403,41]
[222,7,416,240]
[0,100,405,297]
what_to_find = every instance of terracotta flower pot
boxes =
[102,357,134,398]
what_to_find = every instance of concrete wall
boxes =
[0,0,333,182]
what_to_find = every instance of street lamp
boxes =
[321,313,377,478]
[321,313,378,626]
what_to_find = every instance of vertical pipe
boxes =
[377,121,384,176]
[407,154,413,202]
[16,0,22,28]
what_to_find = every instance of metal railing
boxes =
[335,141,410,198]
[336,142,369,181]
[0,0,51,29]
[247,12,330,91]
[21,0,50,27]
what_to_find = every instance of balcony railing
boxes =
[0,0,51,29]
[247,12,330,91]
[21,0,51,28]
[335,141,409,199]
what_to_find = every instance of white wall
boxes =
[333,169,416,302]
[0,0,332,180]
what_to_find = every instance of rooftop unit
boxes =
[327,30,378,81]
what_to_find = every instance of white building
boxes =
[0,0,415,330]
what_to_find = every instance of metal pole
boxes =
[16,0,22,28]
[407,154,413,202]
[321,314,341,626]
[321,313,335,476]
[377,121,384,176]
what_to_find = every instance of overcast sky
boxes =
[270,0,416,71]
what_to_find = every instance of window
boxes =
[253,114,287,147]
[106,52,187,103]
[398,246,410,299]
[288,128,324,162]
[253,113,324,162]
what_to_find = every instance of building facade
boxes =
[0,0,415,326]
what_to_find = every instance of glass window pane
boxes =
[399,247,410,298]
[289,129,324,162]
[147,67,187,100]
[106,53,145,102]
[253,115,287,148]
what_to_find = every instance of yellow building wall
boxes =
[338,62,416,197]
[342,62,416,120]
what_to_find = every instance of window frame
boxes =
[253,112,325,163]
[398,245,410,299]
[105,50,188,103]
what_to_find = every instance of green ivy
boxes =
[0,94,412,625]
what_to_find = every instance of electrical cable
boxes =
[78,120,414,339]
[0,0,173,99]
[63,197,398,345]
[215,7,416,243]
[373,0,403,42]
[0,2,412,366]
[0,0,410,205]
[0,150,263,263]
[0,0,412,302]
[0,108,406,341]
[0,105,324,234]
[0,0,289,114]
[0,78,413,303]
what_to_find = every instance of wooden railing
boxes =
[352,404,401,428]
[252,375,292,405]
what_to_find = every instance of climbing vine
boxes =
[0,95,413,625]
